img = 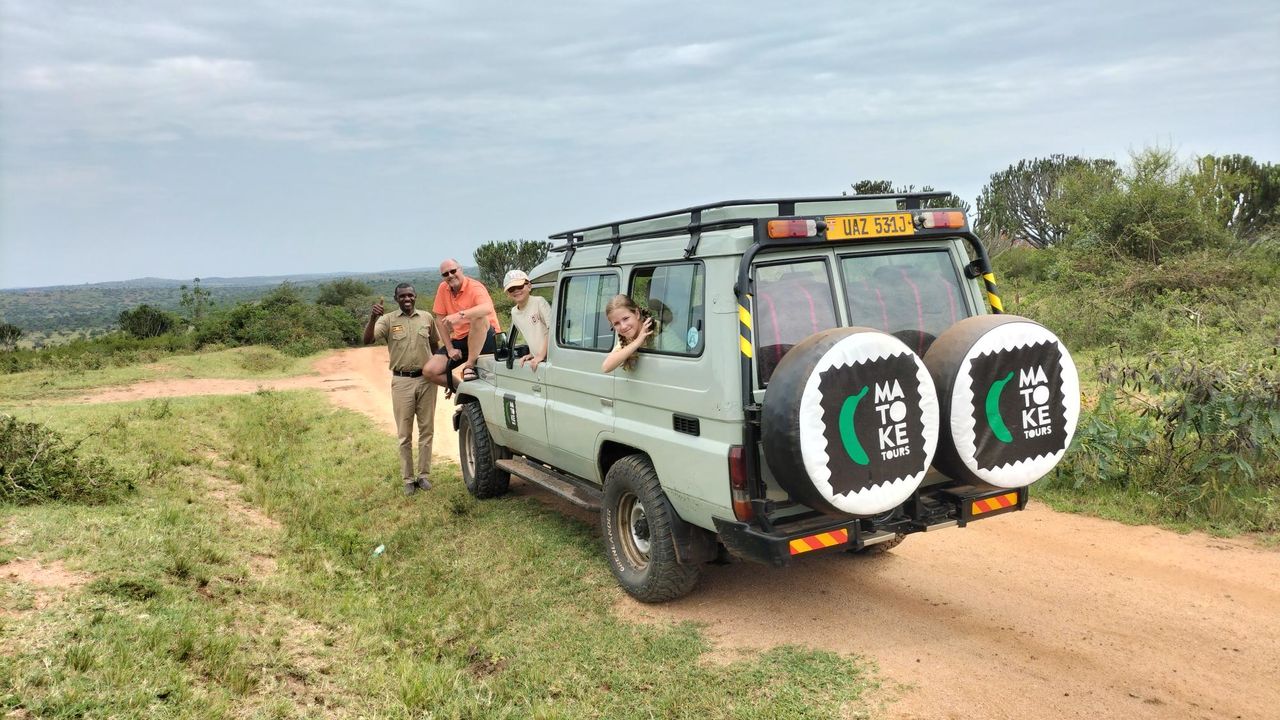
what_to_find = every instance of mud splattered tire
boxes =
[459,401,510,499]
[602,455,700,603]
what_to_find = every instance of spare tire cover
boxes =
[923,315,1080,488]
[762,327,939,516]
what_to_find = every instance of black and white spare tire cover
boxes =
[762,327,939,516]
[923,315,1080,488]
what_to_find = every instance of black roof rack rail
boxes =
[547,192,953,253]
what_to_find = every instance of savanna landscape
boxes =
[3,151,1279,719]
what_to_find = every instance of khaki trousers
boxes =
[391,375,437,481]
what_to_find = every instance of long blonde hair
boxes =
[604,294,655,370]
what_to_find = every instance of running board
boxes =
[496,458,603,512]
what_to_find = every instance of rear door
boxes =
[542,271,619,480]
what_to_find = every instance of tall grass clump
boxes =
[0,414,134,505]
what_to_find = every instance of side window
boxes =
[753,259,837,385]
[557,273,619,351]
[839,250,970,356]
[629,263,705,356]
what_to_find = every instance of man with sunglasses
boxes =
[364,282,444,495]
[426,259,501,392]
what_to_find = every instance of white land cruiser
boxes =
[454,193,1080,602]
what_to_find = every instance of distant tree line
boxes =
[850,148,1279,260]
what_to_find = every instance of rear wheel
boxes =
[459,401,510,499]
[602,455,700,603]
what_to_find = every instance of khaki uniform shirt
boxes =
[373,308,440,371]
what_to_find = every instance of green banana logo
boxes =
[985,371,1014,443]
[838,386,870,465]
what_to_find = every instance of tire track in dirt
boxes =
[71,348,1280,720]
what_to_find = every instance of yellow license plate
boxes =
[825,213,915,240]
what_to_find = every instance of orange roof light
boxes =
[767,219,823,239]
[919,211,967,229]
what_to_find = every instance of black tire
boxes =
[602,455,700,603]
[848,533,905,555]
[761,327,939,517]
[458,401,510,499]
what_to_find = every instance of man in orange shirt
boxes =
[425,258,501,391]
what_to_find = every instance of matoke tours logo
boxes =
[968,341,1067,468]
[817,353,927,495]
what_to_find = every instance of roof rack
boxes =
[548,192,953,266]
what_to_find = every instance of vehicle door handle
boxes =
[600,398,613,408]
[533,384,542,393]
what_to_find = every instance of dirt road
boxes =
[78,347,1280,720]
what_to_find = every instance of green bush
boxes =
[195,283,361,356]
[119,304,181,339]
[1044,353,1280,532]
[0,414,135,505]
[0,331,197,374]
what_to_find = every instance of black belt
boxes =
[391,369,423,378]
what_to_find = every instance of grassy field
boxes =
[0,347,317,405]
[1,386,876,718]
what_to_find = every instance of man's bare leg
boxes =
[454,321,488,384]
[424,352,452,389]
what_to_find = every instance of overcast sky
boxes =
[1,0,1277,289]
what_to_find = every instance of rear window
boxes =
[753,260,838,385]
[752,250,971,384]
[839,250,968,356]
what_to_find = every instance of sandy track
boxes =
[74,348,1278,720]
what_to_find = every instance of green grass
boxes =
[0,346,317,405]
[1,392,876,718]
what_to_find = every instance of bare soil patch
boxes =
[1,558,91,615]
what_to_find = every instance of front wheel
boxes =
[602,455,700,603]
[458,401,510,499]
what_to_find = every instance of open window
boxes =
[629,262,705,357]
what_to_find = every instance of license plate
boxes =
[825,213,915,240]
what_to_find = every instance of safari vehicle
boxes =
[455,193,1080,602]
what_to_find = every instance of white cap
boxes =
[503,269,530,291]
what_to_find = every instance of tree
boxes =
[473,239,553,289]
[119,305,178,338]
[0,322,22,350]
[1054,147,1230,262]
[316,278,373,306]
[975,155,1117,248]
[847,180,970,213]
[1191,154,1280,240]
[179,278,212,323]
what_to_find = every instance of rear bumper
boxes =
[713,483,1027,566]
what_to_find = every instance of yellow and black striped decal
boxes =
[739,297,753,358]
[983,272,1004,314]
[789,528,849,555]
[971,491,1019,516]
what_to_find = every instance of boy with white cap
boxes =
[503,269,551,371]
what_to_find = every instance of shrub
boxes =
[1046,353,1280,532]
[0,414,135,505]
[119,304,181,339]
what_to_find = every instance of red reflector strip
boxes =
[788,528,849,555]
[971,492,1019,516]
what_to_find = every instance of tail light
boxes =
[728,445,753,521]
[767,219,823,239]
[918,211,966,229]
